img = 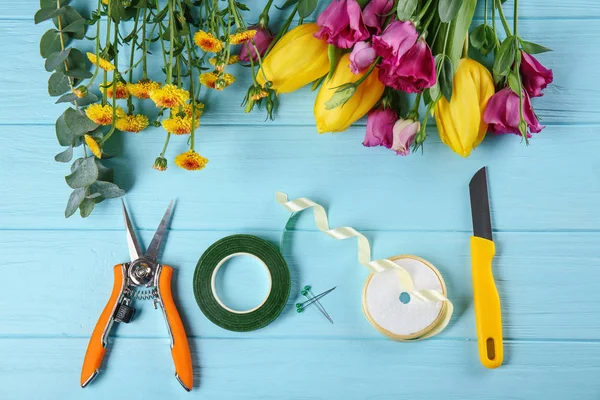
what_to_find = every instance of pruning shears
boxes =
[80,200,193,391]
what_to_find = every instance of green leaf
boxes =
[35,7,64,24]
[79,198,95,217]
[55,6,86,39]
[56,113,75,146]
[110,0,127,23]
[275,0,299,10]
[40,0,64,9]
[45,48,71,72]
[470,24,495,56]
[493,36,517,77]
[436,54,454,101]
[54,145,73,162]
[298,0,318,18]
[40,29,62,58]
[55,92,98,106]
[90,181,125,198]
[64,68,93,79]
[312,75,326,91]
[61,18,86,34]
[396,0,418,21]
[95,160,114,182]
[63,107,98,136]
[438,0,464,22]
[519,39,552,55]
[48,72,71,96]
[324,83,357,110]
[507,71,521,94]
[433,0,477,70]
[65,156,98,188]
[327,44,341,80]
[65,187,85,218]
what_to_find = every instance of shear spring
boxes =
[131,288,157,301]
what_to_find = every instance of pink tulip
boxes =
[483,88,544,137]
[377,38,436,93]
[314,0,370,49]
[349,41,377,74]
[363,0,394,34]
[239,25,274,62]
[391,118,420,156]
[520,51,553,97]
[372,20,418,60]
[362,107,397,148]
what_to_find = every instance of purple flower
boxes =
[349,41,377,74]
[362,107,397,148]
[314,0,370,49]
[239,25,274,62]
[520,51,553,97]
[483,88,544,137]
[391,118,420,156]
[363,0,394,34]
[372,20,418,60]
[377,38,436,93]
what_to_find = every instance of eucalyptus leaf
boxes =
[56,113,76,146]
[65,188,85,218]
[35,7,64,24]
[40,29,62,58]
[519,39,552,55]
[54,145,73,162]
[48,71,71,96]
[65,156,98,188]
[493,36,517,77]
[64,107,98,136]
[79,198,95,217]
[90,181,125,198]
[298,0,318,18]
[396,0,418,21]
[64,68,93,79]
[40,0,65,9]
[61,18,86,34]
[55,6,86,39]
[45,48,71,72]
[438,0,464,23]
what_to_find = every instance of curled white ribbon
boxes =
[276,192,453,322]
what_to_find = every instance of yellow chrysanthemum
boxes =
[161,113,199,135]
[230,30,257,45]
[85,104,125,126]
[209,55,239,66]
[102,81,130,99]
[115,114,149,133]
[183,102,204,119]
[251,90,268,101]
[194,31,223,53]
[200,72,235,90]
[86,52,115,71]
[149,84,190,108]
[72,86,87,98]
[174,150,208,171]
[127,79,161,99]
[84,134,102,159]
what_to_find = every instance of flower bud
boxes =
[153,156,168,171]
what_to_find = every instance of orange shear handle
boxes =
[159,265,193,391]
[81,264,125,387]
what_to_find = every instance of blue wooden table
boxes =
[1,1,599,398]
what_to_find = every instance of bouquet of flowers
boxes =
[35,0,553,218]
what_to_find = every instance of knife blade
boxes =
[469,166,503,368]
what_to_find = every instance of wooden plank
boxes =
[0,124,598,231]
[0,18,595,125]
[0,230,598,340]
[6,0,600,19]
[0,337,598,398]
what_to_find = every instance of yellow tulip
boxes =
[257,23,329,94]
[314,54,385,133]
[435,58,495,157]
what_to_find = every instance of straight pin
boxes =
[295,286,336,313]
[303,285,333,324]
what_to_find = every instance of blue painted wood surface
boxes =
[1,1,599,398]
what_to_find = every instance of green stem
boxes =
[160,133,171,157]
[142,6,148,79]
[86,14,102,89]
[228,0,242,28]
[513,0,518,37]
[495,0,512,36]
[186,36,197,152]
[484,0,488,24]
[259,0,274,25]
[410,93,422,116]
[166,0,175,84]
[414,0,434,26]
[127,8,140,114]
[491,0,500,48]
[102,23,120,145]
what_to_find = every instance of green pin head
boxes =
[304,285,311,291]
[301,290,308,296]
[296,303,302,308]
[296,308,303,313]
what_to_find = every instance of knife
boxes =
[469,166,503,368]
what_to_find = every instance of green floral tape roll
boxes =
[193,234,291,332]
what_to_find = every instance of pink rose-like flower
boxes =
[520,51,553,97]
[391,118,420,156]
[372,20,418,60]
[349,41,377,74]
[483,88,544,137]
[363,0,394,34]
[314,0,370,49]
[239,25,274,62]
[362,107,398,148]
[378,38,436,93]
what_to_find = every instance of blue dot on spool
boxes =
[399,292,411,304]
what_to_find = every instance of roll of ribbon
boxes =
[193,234,291,332]
[276,192,453,340]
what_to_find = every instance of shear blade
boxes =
[144,200,174,262]
[122,199,143,263]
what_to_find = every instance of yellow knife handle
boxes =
[470,236,503,368]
